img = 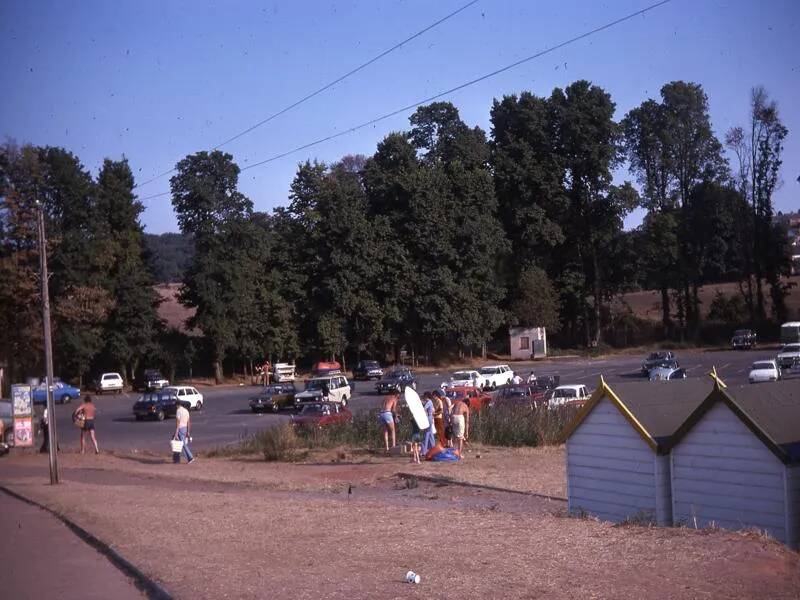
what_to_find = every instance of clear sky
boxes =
[1,0,798,233]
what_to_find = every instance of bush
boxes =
[257,423,300,461]
[469,402,580,447]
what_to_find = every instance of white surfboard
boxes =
[404,386,430,430]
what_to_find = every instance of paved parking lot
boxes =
[41,347,791,454]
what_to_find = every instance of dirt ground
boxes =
[2,446,799,600]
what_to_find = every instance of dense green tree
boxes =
[143,232,194,283]
[170,150,254,382]
[509,265,560,332]
[95,158,163,380]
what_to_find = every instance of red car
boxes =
[494,384,548,407]
[444,386,492,412]
[291,401,353,429]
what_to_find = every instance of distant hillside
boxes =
[144,232,194,283]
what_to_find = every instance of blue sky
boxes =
[1,0,798,233]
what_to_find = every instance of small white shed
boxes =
[563,378,710,525]
[509,326,546,360]
[670,378,800,548]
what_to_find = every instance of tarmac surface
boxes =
[0,490,145,600]
[38,347,793,454]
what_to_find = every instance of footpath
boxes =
[0,489,146,600]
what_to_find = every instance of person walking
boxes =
[173,400,194,464]
[421,392,437,456]
[450,396,470,457]
[378,393,399,452]
[73,396,99,454]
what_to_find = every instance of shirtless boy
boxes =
[378,393,399,451]
[450,397,470,456]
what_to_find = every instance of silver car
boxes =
[648,367,687,381]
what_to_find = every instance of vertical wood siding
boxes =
[786,466,800,549]
[671,402,787,542]
[567,397,656,523]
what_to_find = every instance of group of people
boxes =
[379,388,470,463]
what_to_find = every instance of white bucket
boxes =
[170,439,184,453]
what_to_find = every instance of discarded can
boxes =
[406,571,421,584]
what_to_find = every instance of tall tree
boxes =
[95,158,163,380]
[726,87,790,320]
[170,150,254,382]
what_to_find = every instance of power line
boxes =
[139,0,671,203]
[134,0,480,190]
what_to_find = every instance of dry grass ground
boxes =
[3,448,799,600]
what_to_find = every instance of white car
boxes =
[547,385,590,409]
[445,370,486,389]
[164,386,204,410]
[96,372,124,394]
[295,374,351,406]
[478,365,515,389]
[748,360,781,383]
[775,344,800,370]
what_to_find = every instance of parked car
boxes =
[646,359,680,378]
[780,321,800,345]
[444,370,486,389]
[478,364,515,389]
[271,362,296,383]
[163,386,204,410]
[443,386,492,412]
[291,401,353,429]
[375,369,417,394]
[132,390,179,421]
[641,351,676,375]
[32,381,80,405]
[775,344,800,370]
[749,360,781,383]
[546,385,590,409]
[134,369,169,392]
[730,329,757,350]
[249,382,298,413]
[0,400,14,445]
[353,360,384,381]
[295,374,351,406]
[95,372,124,394]
[648,367,687,381]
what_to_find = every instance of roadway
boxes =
[40,347,788,454]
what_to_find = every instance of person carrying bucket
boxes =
[173,400,195,464]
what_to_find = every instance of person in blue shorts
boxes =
[378,393,398,452]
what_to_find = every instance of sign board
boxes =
[12,384,33,417]
[11,384,34,447]
[14,416,33,447]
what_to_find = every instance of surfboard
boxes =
[404,386,430,430]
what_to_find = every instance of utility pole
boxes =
[36,202,59,484]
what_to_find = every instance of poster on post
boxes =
[12,384,33,417]
[14,417,33,447]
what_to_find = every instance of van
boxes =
[271,363,296,383]
[780,322,800,345]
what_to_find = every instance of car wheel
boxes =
[157,410,165,421]
[271,402,279,413]
[61,395,71,404]
[341,396,348,407]
[135,415,143,421]
[195,401,203,411]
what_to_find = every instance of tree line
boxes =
[0,79,790,384]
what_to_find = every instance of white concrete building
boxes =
[509,326,546,360]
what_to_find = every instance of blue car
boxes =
[32,381,81,405]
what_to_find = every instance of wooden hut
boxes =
[563,377,711,525]
[670,376,800,548]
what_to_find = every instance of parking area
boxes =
[40,347,795,454]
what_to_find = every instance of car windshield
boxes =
[734,330,750,336]
[263,385,284,394]
[752,362,774,371]
[300,403,329,415]
[452,372,472,379]
[782,345,800,352]
[479,367,498,375]
[554,388,577,398]
[647,352,668,360]
[362,361,379,368]
[305,379,329,390]
[505,387,529,397]
[386,371,404,379]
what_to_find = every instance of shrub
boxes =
[258,423,300,462]
[469,403,580,447]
